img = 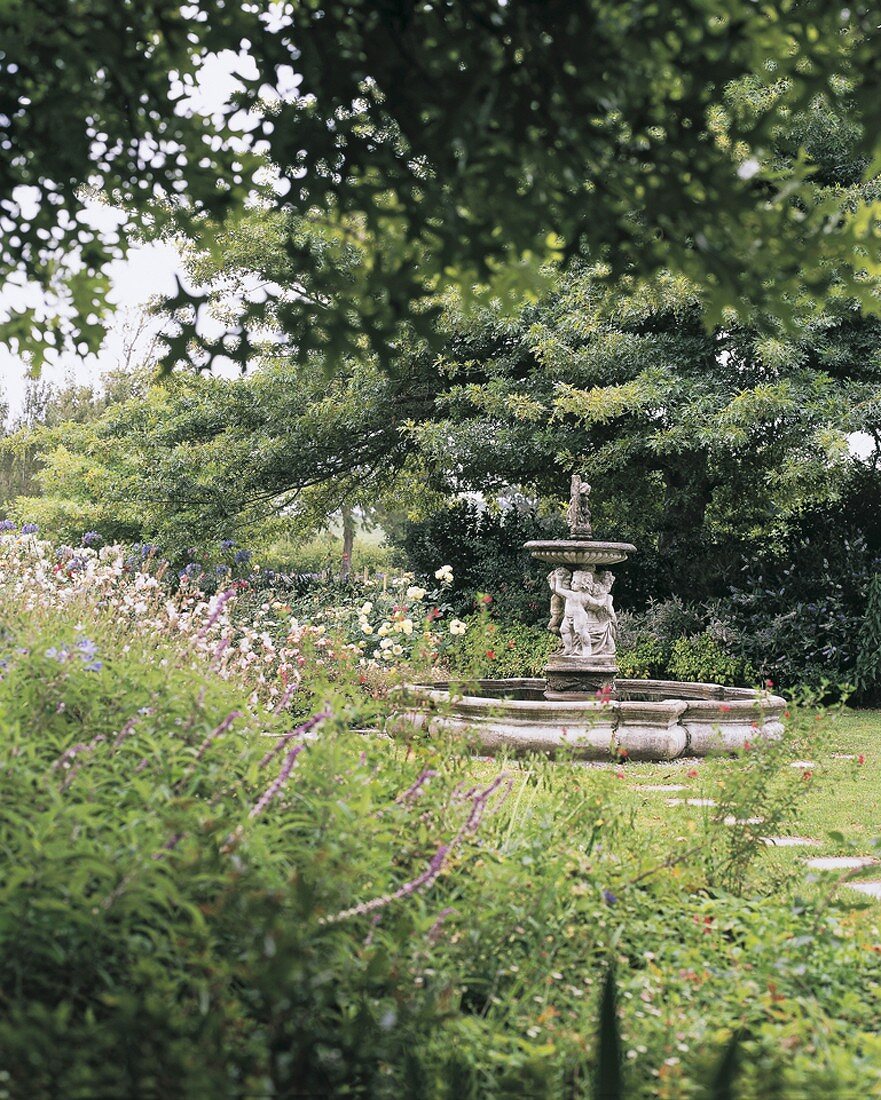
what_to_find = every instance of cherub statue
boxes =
[585,570,617,655]
[548,568,609,656]
[567,473,592,538]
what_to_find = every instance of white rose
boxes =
[400,618,414,635]
[449,618,467,636]
[360,601,373,615]
[406,585,427,601]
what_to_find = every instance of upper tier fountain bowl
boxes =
[402,474,786,761]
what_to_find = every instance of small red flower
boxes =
[687,768,699,779]
[481,594,493,605]
[764,678,774,688]
[783,710,791,719]
[858,754,866,766]
[743,740,752,751]
[485,649,496,660]
[719,703,731,713]
[802,769,813,781]
[615,769,625,780]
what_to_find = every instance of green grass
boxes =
[454,705,881,908]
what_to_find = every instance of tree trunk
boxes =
[340,505,355,582]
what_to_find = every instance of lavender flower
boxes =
[427,906,457,944]
[21,522,39,535]
[152,833,183,860]
[324,772,511,925]
[602,889,618,907]
[194,710,242,760]
[259,709,329,768]
[81,531,101,546]
[0,519,16,532]
[112,716,141,748]
[396,768,438,804]
[249,743,306,819]
[220,538,236,551]
[196,586,237,640]
[271,679,299,715]
[324,844,451,924]
[234,549,252,566]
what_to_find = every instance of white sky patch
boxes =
[0,49,267,423]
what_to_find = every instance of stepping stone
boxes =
[637,784,688,792]
[831,753,858,760]
[761,836,819,847]
[845,881,881,899]
[789,760,816,769]
[806,856,878,871]
[723,816,764,825]
[666,798,717,807]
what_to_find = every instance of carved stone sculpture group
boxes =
[547,567,617,657]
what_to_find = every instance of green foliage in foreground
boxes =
[3,597,881,1096]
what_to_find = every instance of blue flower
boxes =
[21,523,39,535]
[81,531,101,546]
[602,889,618,907]
[0,519,16,532]
[140,543,158,560]
[234,549,252,566]
[220,538,236,551]
[77,638,99,663]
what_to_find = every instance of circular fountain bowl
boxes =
[398,678,786,761]
[524,540,636,567]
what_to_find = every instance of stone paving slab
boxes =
[666,798,717,807]
[789,760,816,768]
[845,881,881,899]
[723,816,764,825]
[761,836,820,847]
[806,856,878,871]
[636,784,688,792]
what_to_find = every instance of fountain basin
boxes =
[400,678,785,761]
[524,539,636,567]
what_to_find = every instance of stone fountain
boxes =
[403,476,785,760]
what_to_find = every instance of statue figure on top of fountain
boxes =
[547,567,617,657]
[566,474,592,538]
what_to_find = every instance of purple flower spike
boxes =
[249,743,306,819]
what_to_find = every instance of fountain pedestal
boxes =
[544,654,617,698]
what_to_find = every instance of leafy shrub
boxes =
[667,631,753,686]
[616,634,669,680]
[395,500,559,625]
[3,563,881,1095]
[445,615,557,678]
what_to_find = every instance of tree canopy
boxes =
[3,2,881,369]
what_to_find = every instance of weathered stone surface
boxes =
[845,881,881,898]
[399,679,785,761]
[806,856,877,870]
[544,654,617,697]
[761,836,819,847]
